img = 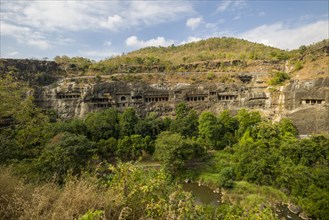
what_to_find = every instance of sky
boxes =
[1,0,328,60]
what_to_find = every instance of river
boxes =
[182,183,303,220]
[182,182,220,205]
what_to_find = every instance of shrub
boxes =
[207,72,215,80]
[79,209,104,220]
[294,60,303,71]
[269,71,290,86]
[218,167,235,189]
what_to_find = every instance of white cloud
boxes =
[232,0,247,10]
[100,15,123,31]
[217,0,246,12]
[217,1,233,12]
[258,12,266,16]
[55,37,75,46]
[1,22,51,49]
[2,1,193,33]
[126,36,174,48]
[1,22,30,37]
[1,1,106,32]
[180,36,203,45]
[27,39,50,50]
[1,1,193,52]
[7,51,19,56]
[186,17,203,30]
[104,41,112,47]
[233,15,241,20]
[127,1,194,27]
[79,50,119,60]
[238,20,329,50]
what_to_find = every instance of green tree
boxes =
[0,75,52,162]
[171,108,199,138]
[0,74,27,118]
[198,112,223,149]
[85,108,120,141]
[97,137,117,161]
[234,130,281,185]
[14,98,50,159]
[235,109,261,139]
[51,119,88,136]
[218,167,235,189]
[277,118,298,136]
[135,112,163,139]
[175,102,190,118]
[54,56,92,74]
[154,132,204,175]
[299,45,307,54]
[218,110,239,147]
[116,135,144,161]
[251,121,280,145]
[119,108,139,137]
[33,132,96,182]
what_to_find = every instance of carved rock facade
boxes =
[1,58,328,134]
[33,75,329,135]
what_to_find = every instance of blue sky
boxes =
[1,0,328,60]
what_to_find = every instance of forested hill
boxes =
[1,38,328,78]
[51,37,328,75]
[124,37,286,64]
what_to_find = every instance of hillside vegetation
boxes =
[53,37,328,77]
[90,37,288,74]
[0,75,328,219]
[1,38,328,219]
[122,37,287,63]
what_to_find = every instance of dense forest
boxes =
[0,74,328,219]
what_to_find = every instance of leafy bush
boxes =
[294,60,303,71]
[79,209,104,220]
[218,167,235,189]
[269,71,290,85]
[154,132,205,175]
[32,132,96,182]
[207,72,215,80]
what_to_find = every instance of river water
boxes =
[182,182,220,205]
[182,183,303,220]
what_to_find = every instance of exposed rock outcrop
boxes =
[32,74,329,134]
[1,58,328,134]
[0,58,62,85]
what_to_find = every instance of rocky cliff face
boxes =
[33,74,329,134]
[0,58,62,85]
[282,78,329,134]
[1,58,328,134]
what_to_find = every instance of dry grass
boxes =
[0,167,122,220]
[292,56,329,80]
[0,167,27,219]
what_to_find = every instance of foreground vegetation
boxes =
[0,72,328,219]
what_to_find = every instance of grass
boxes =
[222,181,289,209]
[198,173,221,188]
[0,167,122,220]
[184,150,235,184]
[134,154,161,169]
